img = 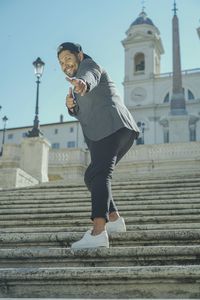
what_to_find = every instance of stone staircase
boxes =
[0,175,200,298]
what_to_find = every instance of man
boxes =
[57,42,140,249]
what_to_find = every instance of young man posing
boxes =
[57,42,140,249]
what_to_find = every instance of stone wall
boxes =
[0,137,50,188]
[0,168,38,189]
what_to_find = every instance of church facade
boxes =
[122,10,200,145]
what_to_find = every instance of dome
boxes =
[131,11,155,27]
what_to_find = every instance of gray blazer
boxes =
[69,57,140,141]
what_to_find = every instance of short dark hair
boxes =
[57,42,82,57]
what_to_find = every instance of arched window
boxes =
[134,53,145,72]
[163,89,195,103]
[188,89,195,100]
[163,92,170,103]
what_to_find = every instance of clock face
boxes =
[131,87,147,102]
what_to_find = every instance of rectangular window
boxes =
[67,141,75,148]
[164,130,169,144]
[70,127,74,133]
[54,129,58,134]
[22,132,28,138]
[188,90,194,100]
[190,126,196,142]
[52,143,60,149]
[8,134,13,140]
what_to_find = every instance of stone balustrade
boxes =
[0,141,200,187]
[122,142,200,162]
[113,141,200,180]
[49,148,88,166]
[48,148,88,183]
[48,142,200,182]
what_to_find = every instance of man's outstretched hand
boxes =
[66,77,87,96]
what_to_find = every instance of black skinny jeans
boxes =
[84,127,136,222]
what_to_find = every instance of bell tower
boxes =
[122,8,164,107]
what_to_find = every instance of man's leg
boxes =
[71,128,136,248]
[84,128,136,231]
[108,129,136,217]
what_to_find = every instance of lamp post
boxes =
[197,27,200,39]
[140,122,145,144]
[27,57,45,137]
[0,115,8,156]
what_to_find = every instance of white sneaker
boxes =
[71,230,109,249]
[106,217,126,234]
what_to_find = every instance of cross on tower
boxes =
[141,0,146,12]
[172,0,178,15]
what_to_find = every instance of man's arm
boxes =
[66,60,102,97]
[78,59,102,92]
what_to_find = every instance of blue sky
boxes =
[0,0,199,129]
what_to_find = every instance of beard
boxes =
[65,54,81,77]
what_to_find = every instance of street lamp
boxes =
[27,57,45,137]
[197,27,200,39]
[141,122,145,142]
[0,115,8,156]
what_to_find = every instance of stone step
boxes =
[0,175,199,299]
[0,229,200,248]
[1,197,200,209]
[0,245,200,268]
[1,203,200,214]
[0,191,199,203]
[31,176,200,186]
[10,175,200,187]
[1,202,200,214]
[1,180,200,197]
[30,175,200,185]
[1,214,199,228]
[1,208,200,222]
[0,265,200,298]
[1,176,199,189]
[0,184,199,198]
[4,189,196,199]
[1,222,200,233]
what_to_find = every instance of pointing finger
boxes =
[69,87,73,96]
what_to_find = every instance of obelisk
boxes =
[168,1,189,142]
